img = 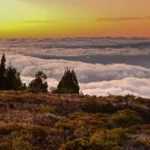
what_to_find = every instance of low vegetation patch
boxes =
[0,92,149,150]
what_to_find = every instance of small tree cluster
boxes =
[29,71,48,93]
[0,54,80,94]
[56,69,80,94]
[0,53,23,90]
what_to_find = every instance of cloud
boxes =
[81,77,150,98]
[3,53,150,98]
[14,20,59,24]
[97,16,150,22]
[1,38,150,67]
[1,38,150,55]
[1,38,150,97]
[5,54,150,82]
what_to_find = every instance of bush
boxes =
[60,128,129,150]
[0,124,25,135]
[90,128,130,150]
[30,126,48,139]
[12,139,33,150]
[99,103,118,114]
[60,138,90,150]
[40,105,55,113]
[111,109,143,127]
[82,99,100,113]
[56,122,74,131]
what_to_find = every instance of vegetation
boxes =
[0,92,149,150]
[29,71,48,93]
[82,99,101,113]
[0,54,149,149]
[0,54,80,94]
[0,53,23,90]
[111,109,143,127]
[56,69,80,94]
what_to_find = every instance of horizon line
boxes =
[0,36,150,40]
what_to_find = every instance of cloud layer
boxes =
[1,38,150,57]
[5,53,150,98]
[0,38,150,97]
[81,78,150,98]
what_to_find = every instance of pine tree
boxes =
[5,65,22,90]
[71,70,79,93]
[1,53,6,71]
[0,53,6,89]
[56,69,80,94]
[0,53,24,90]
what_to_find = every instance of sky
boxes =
[0,0,150,38]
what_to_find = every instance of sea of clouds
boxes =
[0,37,150,97]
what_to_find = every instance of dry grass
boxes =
[0,91,149,150]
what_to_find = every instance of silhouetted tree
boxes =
[56,69,80,94]
[0,53,6,89]
[5,65,22,90]
[0,53,25,90]
[0,53,6,71]
[29,71,48,93]
[71,70,80,93]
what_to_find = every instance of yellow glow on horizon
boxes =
[0,0,150,38]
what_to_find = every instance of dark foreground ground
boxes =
[0,91,149,150]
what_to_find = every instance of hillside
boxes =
[0,91,149,150]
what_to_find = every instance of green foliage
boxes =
[0,90,149,149]
[0,124,48,150]
[40,105,55,113]
[29,71,48,93]
[82,99,119,114]
[30,125,48,138]
[111,109,143,127]
[60,138,90,150]
[56,122,74,131]
[0,124,25,135]
[98,102,118,114]
[11,139,33,150]
[56,69,80,94]
[82,99,101,113]
[91,128,130,144]
[61,128,130,150]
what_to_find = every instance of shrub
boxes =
[60,138,90,150]
[82,99,100,113]
[30,126,48,139]
[0,124,25,135]
[99,103,118,114]
[56,122,74,131]
[40,105,55,113]
[60,130,126,150]
[12,139,33,150]
[111,109,143,127]
[90,128,130,149]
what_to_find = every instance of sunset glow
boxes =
[0,0,150,38]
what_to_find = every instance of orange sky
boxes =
[0,0,150,38]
